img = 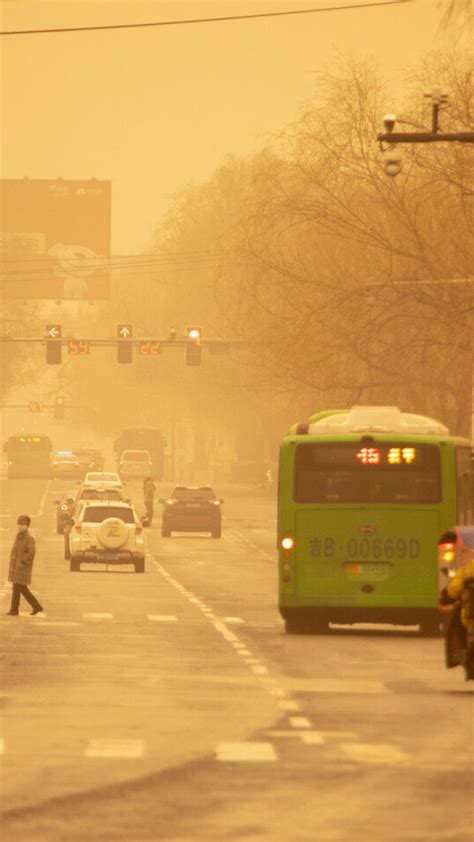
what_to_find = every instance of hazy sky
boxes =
[1,0,446,252]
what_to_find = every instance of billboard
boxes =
[0,178,111,299]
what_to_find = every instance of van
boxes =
[118,450,153,480]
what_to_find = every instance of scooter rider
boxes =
[439,529,474,681]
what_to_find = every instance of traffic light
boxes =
[28,402,43,413]
[117,324,133,364]
[185,326,202,366]
[46,324,62,364]
[54,396,65,419]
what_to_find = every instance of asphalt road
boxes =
[0,478,473,842]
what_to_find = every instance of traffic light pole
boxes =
[378,88,474,146]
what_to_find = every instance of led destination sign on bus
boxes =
[356,446,416,465]
[294,442,440,504]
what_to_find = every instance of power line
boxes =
[0,0,413,36]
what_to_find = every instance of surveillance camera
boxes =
[383,113,396,133]
[382,149,402,177]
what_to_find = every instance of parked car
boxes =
[118,449,153,480]
[68,500,146,573]
[50,452,84,479]
[159,485,223,538]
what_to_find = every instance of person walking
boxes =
[6,515,43,616]
[143,476,156,525]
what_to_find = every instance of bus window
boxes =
[456,447,472,524]
[294,442,441,504]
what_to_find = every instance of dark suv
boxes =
[159,486,223,538]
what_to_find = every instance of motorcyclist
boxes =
[438,529,474,681]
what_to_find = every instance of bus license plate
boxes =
[186,504,200,508]
[102,553,118,561]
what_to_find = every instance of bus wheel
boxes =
[419,617,442,637]
[309,617,329,634]
[285,619,305,635]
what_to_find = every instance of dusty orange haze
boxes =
[1,0,444,252]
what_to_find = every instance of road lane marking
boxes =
[223,617,244,624]
[300,732,325,745]
[151,555,298,718]
[84,739,145,759]
[289,717,312,729]
[212,620,239,642]
[33,621,80,627]
[341,742,409,764]
[83,613,113,620]
[282,678,388,694]
[0,738,4,755]
[278,700,300,712]
[147,614,178,622]
[216,742,277,763]
[251,665,269,675]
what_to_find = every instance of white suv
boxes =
[69,501,146,573]
[118,450,153,480]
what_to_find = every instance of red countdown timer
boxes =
[139,341,161,355]
[68,340,90,355]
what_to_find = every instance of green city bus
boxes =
[278,406,472,636]
[4,435,53,479]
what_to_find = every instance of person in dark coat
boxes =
[143,476,156,525]
[7,515,43,616]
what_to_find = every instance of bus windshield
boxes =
[294,442,441,504]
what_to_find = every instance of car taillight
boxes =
[74,523,82,531]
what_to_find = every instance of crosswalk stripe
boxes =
[289,716,312,729]
[216,742,277,763]
[83,613,113,620]
[147,614,178,622]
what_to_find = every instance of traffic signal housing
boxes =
[185,326,202,366]
[46,324,62,364]
[54,396,65,419]
[117,324,133,364]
